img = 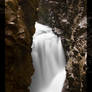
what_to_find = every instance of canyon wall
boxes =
[5,0,39,92]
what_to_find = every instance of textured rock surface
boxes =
[5,0,39,92]
[64,1,87,92]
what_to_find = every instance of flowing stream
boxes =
[30,22,66,92]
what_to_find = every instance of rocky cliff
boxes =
[5,0,39,92]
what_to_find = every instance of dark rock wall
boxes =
[5,0,39,92]
[65,0,87,92]
[88,12,92,74]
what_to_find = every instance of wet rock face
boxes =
[37,0,87,92]
[64,0,87,92]
[5,0,39,92]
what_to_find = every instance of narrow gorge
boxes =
[5,0,87,92]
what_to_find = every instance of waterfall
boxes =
[30,22,66,92]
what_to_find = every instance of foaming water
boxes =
[30,22,66,92]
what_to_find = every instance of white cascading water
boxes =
[30,22,66,92]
